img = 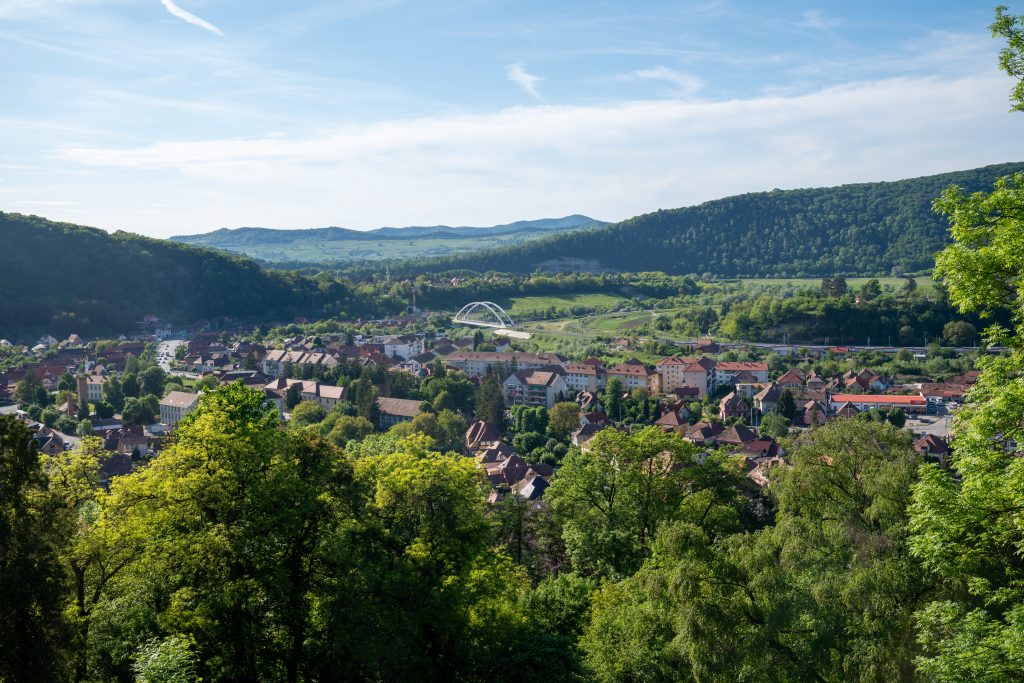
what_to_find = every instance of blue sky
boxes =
[1,0,1021,237]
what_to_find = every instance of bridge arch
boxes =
[452,301,515,328]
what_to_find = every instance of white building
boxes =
[159,391,200,427]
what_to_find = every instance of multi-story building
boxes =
[561,363,604,393]
[503,368,569,408]
[159,391,200,427]
[442,351,566,379]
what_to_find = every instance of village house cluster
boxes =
[2,328,968,503]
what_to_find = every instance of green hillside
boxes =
[171,215,607,265]
[0,213,351,338]
[390,163,1024,277]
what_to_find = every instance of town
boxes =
[1,310,970,502]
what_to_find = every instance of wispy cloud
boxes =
[505,63,543,100]
[160,0,222,36]
[798,9,839,32]
[56,70,1023,237]
[618,65,703,97]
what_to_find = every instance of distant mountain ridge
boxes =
[171,215,607,264]
[385,162,1024,278]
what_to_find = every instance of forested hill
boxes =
[171,215,607,265]
[0,213,350,338]
[391,162,1024,277]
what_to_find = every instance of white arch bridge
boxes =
[453,301,515,328]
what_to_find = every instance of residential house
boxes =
[261,350,338,377]
[376,396,423,430]
[719,391,750,421]
[776,368,806,388]
[382,334,425,360]
[914,434,950,465]
[754,383,783,415]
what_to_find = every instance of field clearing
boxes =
[738,276,935,290]
[502,292,627,318]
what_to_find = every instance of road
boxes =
[156,339,187,372]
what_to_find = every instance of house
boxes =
[914,434,950,463]
[828,393,926,414]
[753,383,783,415]
[717,424,759,447]
[217,370,270,387]
[719,391,750,421]
[400,351,437,375]
[571,422,605,449]
[834,402,860,418]
[263,379,346,412]
[776,368,806,388]
[465,420,502,452]
[562,363,604,393]
[261,350,338,377]
[159,391,200,427]
[382,334,425,361]
[607,359,659,392]
[716,361,769,387]
[576,390,600,412]
[503,368,569,408]
[76,374,106,406]
[801,400,828,426]
[376,396,423,430]
[683,421,725,446]
[655,407,689,432]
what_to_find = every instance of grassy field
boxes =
[736,276,935,291]
[500,293,628,318]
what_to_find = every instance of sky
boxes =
[1,0,1022,237]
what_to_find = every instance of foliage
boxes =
[387,163,1024,277]
[0,415,71,682]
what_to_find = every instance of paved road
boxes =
[156,339,187,371]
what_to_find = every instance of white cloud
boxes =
[52,69,1024,237]
[160,0,222,35]
[505,63,543,100]
[798,9,839,32]
[619,65,703,96]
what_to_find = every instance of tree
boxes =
[860,278,882,301]
[140,366,166,397]
[14,370,46,407]
[911,124,1024,676]
[103,376,125,412]
[58,372,76,393]
[547,427,745,578]
[582,420,925,681]
[76,419,93,437]
[325,415,374,448]
[547,402,580,441]
[759,411,790,438]
[902,277,917,294]
[0,415,71,682]
[886,408,906,429]
[821,275,848,298]
[94,401,115,419]
[290,400,327,426]
[602,378,624,422]
[284,382,303,410]
[776,388,797,420]
[942,320,977,347]
[474,374,506,433]
[993,4,1024,112]
[121,373,140,398]
[121,396,157,426]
